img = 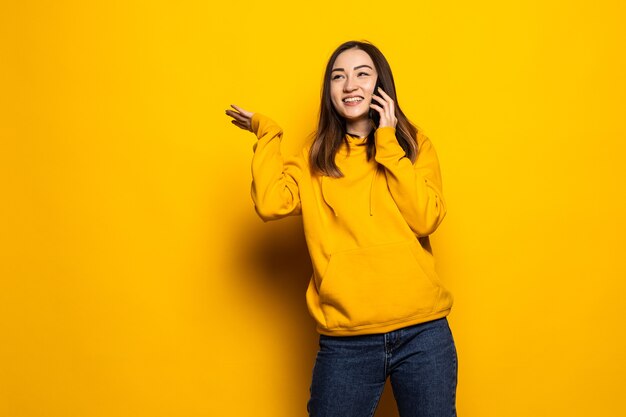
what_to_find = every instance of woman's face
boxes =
[330,48,378,122]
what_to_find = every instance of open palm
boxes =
[225,104,254,132]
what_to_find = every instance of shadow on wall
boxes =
[236,214,401,417]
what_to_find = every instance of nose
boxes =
[343,75,358,92]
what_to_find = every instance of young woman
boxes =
[226,40,458,417]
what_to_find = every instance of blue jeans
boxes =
[307,317,458,417]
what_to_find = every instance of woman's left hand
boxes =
[370,87,398,129]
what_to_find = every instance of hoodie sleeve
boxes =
[374,126,447,237]
[249,112,303,221]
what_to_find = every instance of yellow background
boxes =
[2,1,625,416]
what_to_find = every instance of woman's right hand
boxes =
[225,104,254,133]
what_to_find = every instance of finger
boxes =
[369,103,383,112]
[225,111,246,123]
[371,94,384,104]
[377,89,393,114]
[387,98,395,116]
[377,87,391,99]
[226,110,249,123]
[379,88,395,106]
[227,105,247,118]
[231,119,247,127]
[230,104,252,118]
[372,96,387,115]
[231,120,250,130]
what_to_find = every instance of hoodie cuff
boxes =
[374,126,404,162]
[251,112,283,138]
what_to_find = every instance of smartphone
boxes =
[369,79,382,128]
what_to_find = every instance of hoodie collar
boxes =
[339,132,369,156]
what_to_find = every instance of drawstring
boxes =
[368,127,377,217]
[369,166,378,216]
[321,167,379,217]
[320,176,338,217]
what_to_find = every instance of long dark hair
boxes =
[309,40,420,178]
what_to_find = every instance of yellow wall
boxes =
[2,1,625,416]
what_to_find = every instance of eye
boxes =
[332,72,370,80]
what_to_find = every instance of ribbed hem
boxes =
[315,308,451,336]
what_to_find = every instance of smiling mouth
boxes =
[343,97,364,104]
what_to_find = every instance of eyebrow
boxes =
[331,64,373,73]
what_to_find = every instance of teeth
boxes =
[344,97,363,103]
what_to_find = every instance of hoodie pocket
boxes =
[318,239,441,330]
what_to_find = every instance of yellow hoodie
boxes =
[250,112,453,336]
